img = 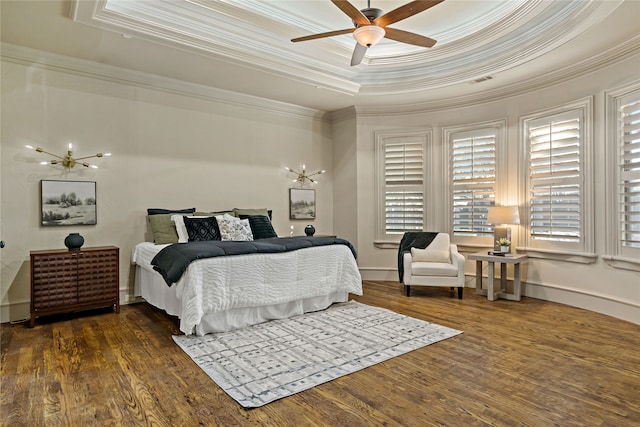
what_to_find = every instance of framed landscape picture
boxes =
[41,180,97,226]
[289,188,316,220]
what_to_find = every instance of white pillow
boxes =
[171,214,212,243]
[411,233,451,263]
[215,214,254,241]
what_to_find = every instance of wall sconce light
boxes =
[26,143,111,169]
[488,205,520,251]
[285,164,325,186]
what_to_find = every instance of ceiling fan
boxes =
[291,0,444,66]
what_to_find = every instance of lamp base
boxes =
[493,227,511,251]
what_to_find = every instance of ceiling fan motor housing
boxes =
[353,8,383,27]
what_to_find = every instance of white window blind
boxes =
[619,96,640,248]
[384,141,424,234]
[528,112,582,242]
[450,131,496,237]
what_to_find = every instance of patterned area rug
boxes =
[173,301,462,407]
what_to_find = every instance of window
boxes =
[448,127,498,239]
[619,95,640,248]
[375,129,431,243]
[606,84,640,267]
[521,98,594,257]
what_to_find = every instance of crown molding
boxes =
[355,35,640,117]
[0,43,330,122]
[70,0,623,98]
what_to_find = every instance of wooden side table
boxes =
[467,252,528,301]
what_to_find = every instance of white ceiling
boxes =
[1,0,639,111]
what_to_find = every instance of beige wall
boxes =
[352,54,640,324]
[0,56,334,322]
[1,45,639,326]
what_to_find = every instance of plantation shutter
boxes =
[619,95,640,248]
[451,131,496,237]
[528,112,582,242]
[384,142,424,234]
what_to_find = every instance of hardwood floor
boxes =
[2,280,639,426]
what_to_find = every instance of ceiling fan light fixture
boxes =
[353,25,385,47]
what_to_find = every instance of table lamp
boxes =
[488,206,520,252]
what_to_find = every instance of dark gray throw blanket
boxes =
[152,236,357,286]
[397,232,439,282]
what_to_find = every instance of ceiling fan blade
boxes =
[291,28,355,43]
[331,0,370,26]
[350,43,367,66]
[383,27,437,48]
[375,0,445,28]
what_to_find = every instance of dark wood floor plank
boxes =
[2,280,639,426]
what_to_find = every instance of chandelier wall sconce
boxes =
[26,143,111,169]
[285,164,325,186]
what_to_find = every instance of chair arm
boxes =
[450,244,465,275]
[402,252,413,284]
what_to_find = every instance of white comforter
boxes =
[132,242,363,334]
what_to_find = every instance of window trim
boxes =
[374,129,432,246]
[604,82,640,271]
[518,97,596,262]
[443,119,506,247]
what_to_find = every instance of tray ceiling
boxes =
[2,0,638,111]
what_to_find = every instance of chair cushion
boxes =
[411,261,459,277]
[411,233,451,263]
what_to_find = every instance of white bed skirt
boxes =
[132,242,362,335]
[135,266,349,335]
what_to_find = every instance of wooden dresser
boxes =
[30,246,119,326]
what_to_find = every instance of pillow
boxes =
[238,215,278,239]
[183,216,221,242]
[410,233,451,263]
[147,208,195,215]
[147,214,179,244]
[171,214,213,243]
[233,208,272,220]
[216,213,254,241]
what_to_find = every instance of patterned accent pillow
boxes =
[215,214,254,241]
[238,215,277,239]
[183,216,221,242]
[172,215,212,243]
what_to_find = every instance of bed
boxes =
[132,237,363,335]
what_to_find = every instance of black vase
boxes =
[64,233,84,251]
[304,225,316,236]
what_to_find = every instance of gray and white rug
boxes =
[173,300,462,407]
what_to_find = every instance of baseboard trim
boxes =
[359,268,640,325]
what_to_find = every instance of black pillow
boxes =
[183,216,221,242]
[147,208,196,215]
[239,215,278,239]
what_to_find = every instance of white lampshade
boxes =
[353,25,385,47]
[488,206,520,225]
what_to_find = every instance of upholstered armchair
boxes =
[398,232,465,299]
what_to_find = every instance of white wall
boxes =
[352,53,640,324]
[0,53,334,323]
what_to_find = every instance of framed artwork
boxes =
[41,180,97,226]
[289,188,316,220]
